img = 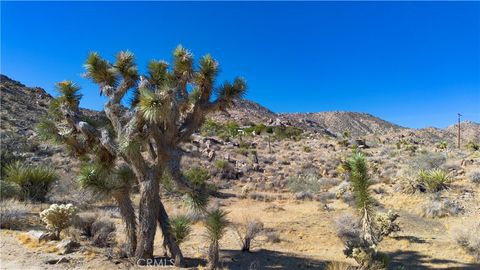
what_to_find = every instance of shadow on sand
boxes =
[387,249,480,270]
[219,249,328,270]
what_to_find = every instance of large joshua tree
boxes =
[40,45,246,264]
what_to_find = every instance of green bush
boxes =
[200,119,240,139]
[466,141,480,152]
[0,180,23,200]
[417,169,451,192]
[4,161,57,201]
[215,160,229,171]
[170,215,192,245]
[184,167,216,192]
[273,126,302,140]
[303,146,312,153]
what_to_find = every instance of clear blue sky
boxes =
[2,2,479,128]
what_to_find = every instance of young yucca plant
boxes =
[205,208,229,270]
[347,152,377,245]
[5,161,57,201]
[170,215,192,246]
[417,168,451,192]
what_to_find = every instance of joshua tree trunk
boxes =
[157,196,184,266]
[113,189,137,257]
[207,241,220,270]
[135,176,160,261]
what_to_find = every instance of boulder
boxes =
[56,239,80,255]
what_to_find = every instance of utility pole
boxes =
[457,113,462,149]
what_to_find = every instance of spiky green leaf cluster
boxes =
[36,118,62,143]
[77,163,116,196]
[55,81,82,110]
[217,77,247,102]
[170,215,192,245]
[4,161,57,201]
[84,52,117,86]
[205,208,229,242]
[114,51,138,82]
[347,153,376,215]
[147,60,170,88]
[173,45,194,79]
[138,88,167,123]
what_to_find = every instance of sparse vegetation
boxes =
[452,221,480,262]
[0,199,29,229]
[468,171,480,184]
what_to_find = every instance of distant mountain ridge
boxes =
[1,74,479,142]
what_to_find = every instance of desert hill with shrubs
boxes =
[1,72,480,269]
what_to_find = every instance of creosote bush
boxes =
[4,161,57,201]
[40,203,77,239]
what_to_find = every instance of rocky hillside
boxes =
[1,74,479,147]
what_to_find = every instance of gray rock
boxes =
[27,230,55,242]
[56,239,80,255]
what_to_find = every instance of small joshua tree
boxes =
[340,152,399,269]
[205,208,229,270]
[38,46,247,264]
[169,215,192,246]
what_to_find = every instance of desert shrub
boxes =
[303,146,312,152]
[273,126,302,140]
[243,123,266,135]
[466,141,480,152]
[468,171,480,184]
[215,159,229,171]
[72,212,99,237]
[334,213,361,243]
[422,195,462,218]
[453,221,480,262]
[0,199,29,229]
[294,191,314,201]
[287,168,336,194]
[170,215,192,246]
[0,149,22,179]
[40,203,77,239]
[409,152,446,171]
[325,261,356,270]
[234,218,264,252]
[4,161,57,201]
[0,180,23,200]
[416,169,451,192]
[184,167,215,191]
[264,228,281,243]
[200,119,239,139]
[91,217,116,247]
[436,141,448,150]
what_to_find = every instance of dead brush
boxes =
[233,217,265,252]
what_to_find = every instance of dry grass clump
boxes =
[0,199,29,229]
[422,195,462,218]
[452,220,480,262]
